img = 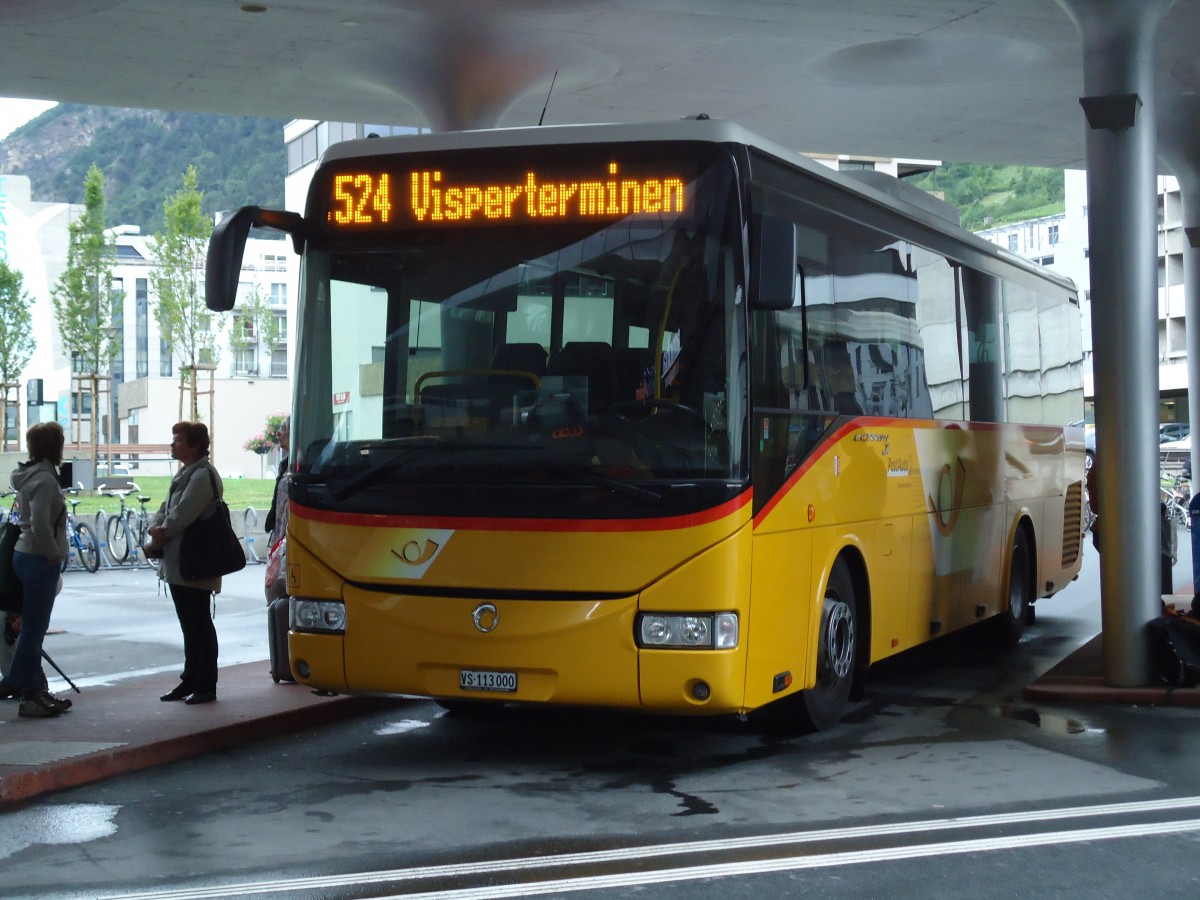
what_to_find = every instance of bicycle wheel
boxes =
[107,514,131,563]
[75,522,101,572]
[137,514,160,569]
[1172,501,1189,530]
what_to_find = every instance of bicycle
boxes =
[1161,474,1190,530]
[106,490,158,567]
[63,491,100,573]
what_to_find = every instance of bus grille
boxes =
[1061,481,1084,568]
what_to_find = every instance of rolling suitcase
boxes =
[268,595,295,683]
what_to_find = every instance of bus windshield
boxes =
[291,145,745,519]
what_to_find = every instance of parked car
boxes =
[1160,423,1190,443]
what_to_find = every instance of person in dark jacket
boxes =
[2,422,72,718]
[1162,501,1177,597]
[263,417,289,538]
[147,421,224,705]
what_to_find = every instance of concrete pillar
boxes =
[1058,0,1174,685]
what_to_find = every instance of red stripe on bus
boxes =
[751,416,908,528]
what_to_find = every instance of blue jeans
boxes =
[8,551,60,697]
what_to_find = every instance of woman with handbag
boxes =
[3,422,72,718]
[147,421,224,705]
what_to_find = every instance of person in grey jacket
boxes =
[147,421,223,705]
[2,422,72,719]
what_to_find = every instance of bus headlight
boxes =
[637,612,738,649]
[291,598,346,634]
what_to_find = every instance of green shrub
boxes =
[67,476,276,517]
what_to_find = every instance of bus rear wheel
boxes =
[997,530,1032,645]
[796,559,858,732]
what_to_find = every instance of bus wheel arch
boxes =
[798,550,869,731]
[839,548,871,702]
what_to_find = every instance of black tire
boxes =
[795,559,858,732]
[75,522,100,573]
[134,515,159,568]
[107,515,131,563]
[997,529,1032,644]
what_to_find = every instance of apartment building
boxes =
[976,170,1190,428]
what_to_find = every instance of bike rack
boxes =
[242,507,263,564]
[92,510,117,568]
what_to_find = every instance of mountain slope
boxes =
[0,103,286,232]
[1,103,1065,236]
[909,163,1065,231]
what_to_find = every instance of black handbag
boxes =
[0,511,23,614]
[178,467,247,581]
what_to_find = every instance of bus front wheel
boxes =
[796,559,858,732]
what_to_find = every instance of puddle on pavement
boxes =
[0,803,120,861]
[984,704,1106,736]
[375,719,432,736]
[845,694,1107,739]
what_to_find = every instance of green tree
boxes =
[51,163,122,460]
[230,284,282,375]
[0,260,37,452]
[151,165,216,422]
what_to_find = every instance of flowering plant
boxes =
[243,433,274,455]
[264,412,289,445]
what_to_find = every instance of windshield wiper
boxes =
[329,436,451,501]
[546,463,664,505]
[329,437,542,501]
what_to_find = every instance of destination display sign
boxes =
[321,159,691,229]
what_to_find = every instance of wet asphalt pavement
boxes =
[1,543,1199,899]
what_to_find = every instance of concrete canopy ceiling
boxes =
[1,0,1198,170]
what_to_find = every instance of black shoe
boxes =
[160,684,193,702]
[0,680,17,700]
[184,690,216,705]
[18,693,61,718]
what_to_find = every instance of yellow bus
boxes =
[208,118,1086,730]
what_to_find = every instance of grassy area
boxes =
[66,476,277,517]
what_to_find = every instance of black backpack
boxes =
[1147,608,1200,688]
[0,516,24,616]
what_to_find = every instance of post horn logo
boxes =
[391,539,440,566]
[472,603,499,633]
[929,457,967,536]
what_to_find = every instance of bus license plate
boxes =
[459,669,517,693]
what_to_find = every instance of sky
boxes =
[0,97,58,141]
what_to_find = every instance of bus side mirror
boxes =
[206,206,308,311]
[751,214,796,311]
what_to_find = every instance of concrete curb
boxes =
[0,661,399,807]
[1023,634,1200,707]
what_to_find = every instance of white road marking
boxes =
[101,795,1200,899]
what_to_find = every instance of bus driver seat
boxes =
[490,342,548,385]
[550,341,619,414]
